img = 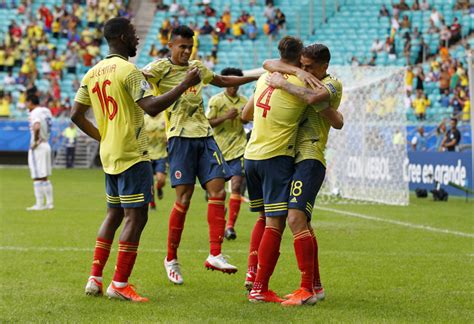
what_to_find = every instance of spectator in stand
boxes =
[222,9,231,30]
[232,19,244,39]
[400,15,411,29]
[391,13,400,31]
[264,1,275,20]
[415,37,428,64]
[414,66,425,92]
[412,89,428,120]
[367,55,376,66]
[247,21,258,40]
[62,122,78,168]
[451,86,467,116]
[371,39,384,54]
[449,17,461,45]
[171,16,181,29]
[0,44,6,72]
[275,8,286,30]
[403,33,411,65]
[216,17,227,39]
[441,118,461,152]
[411,0,420,10]
[0,91,11,118]
[439,89,451,108]
[405,90,414,110]
[169,0,185,16]
[411,126,427,151]
[201,3,216,17]
[427,20,439,34]
[65,48,79,74]
[203,54,215,70]
[263,19,278,39]
[200,20,214,35]
[430,8,443,28]
[435,120,447,151]
[439,66,450,94]
[454,0,470,10]
[395,0,410,11]
[379,4,390,17]
[420,0,430,10]
[351,56,360,66]
[3,71,16,86]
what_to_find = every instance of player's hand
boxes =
[225,108,239,120]
[296,70,324,90]
[30,140,39,150]
[183,67,201,88]
[265,72,286,89]
[142,70,154,79]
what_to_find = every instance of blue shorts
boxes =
[227,156,244,177]
[288,159,326,220]
[244,156,294,217]
[105,161,154,208]
[151,158,167,174]
[167,136,231,188]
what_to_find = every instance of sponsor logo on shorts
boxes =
[175,170,182,179]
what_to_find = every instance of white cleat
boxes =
[164,258,184,285]
[45,204,54,210]
[85,277,103,296]
[315,287,325,301]
[204,254,238,274]
[26,205,46,211]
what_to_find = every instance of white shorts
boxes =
[28,142,52,179]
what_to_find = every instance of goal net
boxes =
[318,66,409,206]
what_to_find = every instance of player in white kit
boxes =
[26,94,54,211]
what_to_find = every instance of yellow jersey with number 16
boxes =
[244,72,307,160]
[74,54,152,175]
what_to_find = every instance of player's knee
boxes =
[287,212,308,233]
[231,180,242,193]
[207,187,226,199]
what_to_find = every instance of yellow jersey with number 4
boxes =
[74,54,152,175]
[244,72,307,160]
[143,58,215,139]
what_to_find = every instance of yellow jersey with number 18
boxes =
[244,72,307,160]
[74,54,152,175]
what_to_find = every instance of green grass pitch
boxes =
[0,168,472,323]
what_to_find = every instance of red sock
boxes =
[247,215,265,273]
[167,202,188,261]
[227,194,241,228]
[252,226,282,292]
[113,241,139,283]
[309,227,321,288]
[90,238,112,277]
[294,230,315,291]
[208,197,226,256]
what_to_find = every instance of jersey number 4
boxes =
[92,80,118,120]
[256,86,275,118]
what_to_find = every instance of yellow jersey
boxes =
[413,97,428,115]
[144,113,168,160]
[74,54,152,175]
[244,72,307,160]
[143,58,215,139]
[295,75,343,166]
[206,91,248,160]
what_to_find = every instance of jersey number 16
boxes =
[92,80,118,120]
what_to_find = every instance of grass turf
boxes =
[0,168,472,323]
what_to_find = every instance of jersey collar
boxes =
[223,92,240,104]
[106,54,127,61]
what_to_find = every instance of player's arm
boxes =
[263,59,323,89]
[30,122,41,149]
[208,108,239,127]
[71,103,101,141]
[320,107,344,129]
[137,68,201,117]
[266,72,329,105]
[210,74,259,88]
[241,95,254,122]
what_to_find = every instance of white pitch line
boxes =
[316,206,474,238]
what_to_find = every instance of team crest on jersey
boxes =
[327,83,337,94]
[175,170,182,179]
[140,80,151,91]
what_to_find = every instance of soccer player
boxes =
[206,67,248,240]
[262,43,343,306]
[144,112,168,209]
[72,17,200,302]
[26,94,54,211]
[241,36,309,303]
[143,26,258,284]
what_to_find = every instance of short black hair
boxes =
[170,25,194,39]
[277,36,303,62]
[104,17,132,42]
[302,43,331,64]
[220,67,243,77]
[451,117,458,124]
[26,94,40,105]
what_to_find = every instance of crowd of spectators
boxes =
[153,0,287,68]
[0,0,131,118]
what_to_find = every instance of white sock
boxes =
[89,276,102,283]
[43,180,53,205]
[112,281,128,288]
[33,181,45,207]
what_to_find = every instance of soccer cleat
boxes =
[244,270,256,291]
[248,289,285,303]
[149,201,156,210]
[106,283,149,302]
[85,277,103,296]
[157,188,163,200]
[224,227,237,240]
[204,254,238,274]
[45,204,54,210]
[281,288,317,306]
[314,286,325,301]
[26,205,46,211]
[164,258,184,285]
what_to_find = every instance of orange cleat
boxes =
[281,288,317,306]
[248,289,286,303]
[106,283,149,302]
